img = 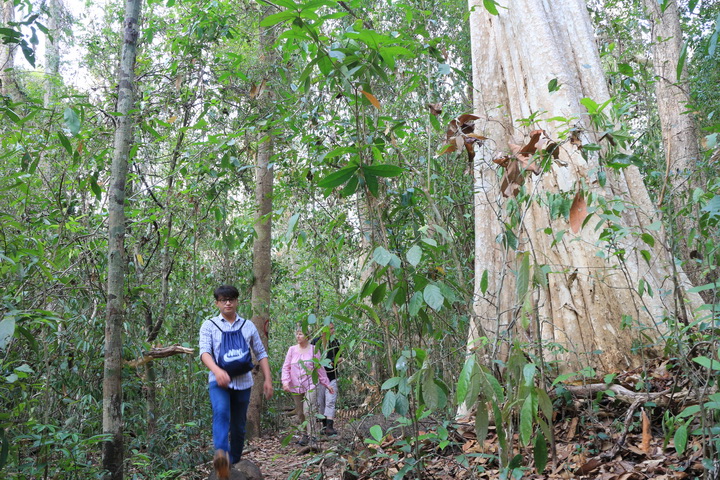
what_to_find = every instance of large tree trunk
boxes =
[247,136,273,439]
[642,0,706,292]
[103,1,142,478]
[247,6,275,437]
[466,0,700,381]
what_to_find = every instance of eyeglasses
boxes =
[217,298,237,304]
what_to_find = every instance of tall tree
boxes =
[642,0,704,287]
[43,0,61,108]
[103,0,142,478]
[247,3,275,440]
[0,0,21,101]
[466,0,701,376]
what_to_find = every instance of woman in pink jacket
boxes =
[282,328,334,445]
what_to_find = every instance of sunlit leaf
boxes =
[0,317,15,351]
[406,245,422,267]
[423,284,444,311]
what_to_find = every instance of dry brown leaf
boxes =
[439,144,457,155]
[566,417,579,441]
[570,130,583,150]
[361,90,381,109]
[467,133,488,140]
[446,114,480,141]
[569,189,588,233]
[427,103,443,116]
[493,155,511,168]
[575,457,603,475]
[640,409,651,453]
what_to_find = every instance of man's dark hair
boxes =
[214,285,239,300]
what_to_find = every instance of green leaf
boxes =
[395,394,409,415]
[259,10,296,28]
[285,213,300,242]
[371,283,387,305]
[516,252,530,301]
[617,63,634,77]
[57,131,72,154]
[382,391,396,417]
[677,39,688,81]
[372,247,392,266]
[480,269,488,294]
[0,317,15,351]
[423,284,444,311]
[363,164,404,177]
[693,356,720,371]
[674,422,688,455]
[523,363,536,387]
[406,245,422,267]
[64,107,81,135]
[520,395,534,446]
[641,233,655,247]
[457,356,480,405]
[369,424,383,443]
[483,0,499,15]
[381,377,400,390]
[548,78,560,92]
[317,166,358,188]
[408,291,424,317]
[534,431,548,473]
[475,403,489,442]
[363,171,379,197]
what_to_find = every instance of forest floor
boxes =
[184,413,706,480]
[182,363,710,479]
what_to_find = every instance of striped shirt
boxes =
[199,313,268,391]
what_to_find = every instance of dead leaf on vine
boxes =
[442,114,483,166]
[361,90,381,109]
[250,79,266,99]
[570,130,583,150]
[570,189,588,233]
[427,103,443,116]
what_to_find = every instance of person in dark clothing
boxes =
[311,322,340,435]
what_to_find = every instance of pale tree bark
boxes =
[0,0,22,102]
[43,0,61,108]
[103,0,142,478]
[642,0,706,291]
[466,0,701,389]
[247,5,275,440]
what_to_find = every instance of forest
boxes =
[1,0,719,478]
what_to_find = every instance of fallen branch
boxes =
[563,383,682,406]
[126,344,195,368]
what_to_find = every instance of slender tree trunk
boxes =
[103,1,142,478]
[247,6,275,438]
[248,136,273,439]
[0,0,21,102]
[643,0,706,291]
[43,0,60,108]
[466,0,701,382]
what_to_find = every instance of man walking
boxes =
[199,285,273,479]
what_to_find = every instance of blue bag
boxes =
[210,319,254,376]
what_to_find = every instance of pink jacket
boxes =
[281,344,331,394]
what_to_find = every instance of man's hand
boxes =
[263,380,274,399]
[282,383,291,393]
[215,368,230,388]
[327,386,335,395]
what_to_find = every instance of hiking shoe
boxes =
[213,449,230,480]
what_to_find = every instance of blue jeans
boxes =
[208,382,251,464]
